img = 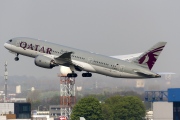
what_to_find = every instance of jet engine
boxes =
[34,55,57,69]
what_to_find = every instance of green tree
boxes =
[49,95,60,105]
[27,90,40,102]
[101,103,113,120]
[105,96,145,120]
[31,100,41,110]
[117,96,146,120]
[71,96,103,120]
[104,95,122,120]
[105,95,123,106]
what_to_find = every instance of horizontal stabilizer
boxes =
[111,53,142,61]
[134,70,161,78]
[157,72,175,75]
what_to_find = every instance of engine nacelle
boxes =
[34,55,57,69]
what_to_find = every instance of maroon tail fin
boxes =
[133,42,167,70]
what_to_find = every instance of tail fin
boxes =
[133,42,167,70]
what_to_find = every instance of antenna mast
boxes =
[4,61,8,102]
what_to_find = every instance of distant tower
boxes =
[136,80,145,88]
[4,61,8,102]
[165,74,172,85]
[16,85,21,94]
[31,87,35,91]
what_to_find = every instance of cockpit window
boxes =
[9,39,12,42]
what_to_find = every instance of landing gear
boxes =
[15,57,19,61]
[14,53,19,61]
[82,73,92,77]
[67,72,78,77]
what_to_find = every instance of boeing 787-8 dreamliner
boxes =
[4,37,166,78]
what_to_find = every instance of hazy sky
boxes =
[0,0,179,79]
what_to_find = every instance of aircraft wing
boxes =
[111,53,142,61]
[54,52,83,71]
[55,52,73,62]
[54,52,74,66]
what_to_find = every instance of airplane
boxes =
[4,37,166,78]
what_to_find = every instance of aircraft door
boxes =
[119,65,125,72]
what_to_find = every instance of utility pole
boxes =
[4,61,8,102]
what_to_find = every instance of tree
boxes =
[105,95,123,106]
[117,96,145,120]
[105,96,145,120]
[27,90,40,102]
[31,100,41,110]
[48,95,60,105]
[71,96,103,120]
[101,103,113,120]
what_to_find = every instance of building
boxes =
[16,85,21,94]
[145,88,180,120]
[10,98,26,102]
[0,102,31,119]
[31,110,52,120]
[49,105,61,118]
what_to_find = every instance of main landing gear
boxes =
[67,72,92,78]
[67,72,78,77]
[82,73,92,77]
[14,53,19,61]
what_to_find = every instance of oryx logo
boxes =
[138,46,165,70]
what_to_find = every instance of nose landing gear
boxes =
[15,53,19,61]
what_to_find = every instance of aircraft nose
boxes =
[4,43,7,48]
[4,42,10,49]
